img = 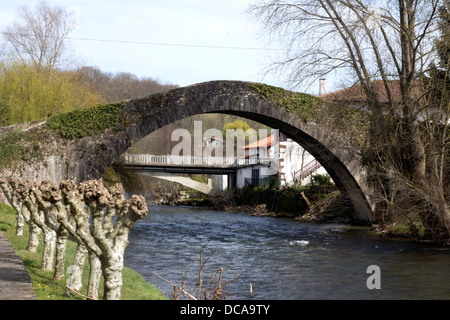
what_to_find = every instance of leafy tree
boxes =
[222,119,250,136]
[222,119,258,144]
[0,1,104,125]
[0,60,104,125]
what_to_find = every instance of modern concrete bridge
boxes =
[121,153,274,194]
[0,80,375,225]
[122,153,273,171]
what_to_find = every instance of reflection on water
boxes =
[124,204,450,300]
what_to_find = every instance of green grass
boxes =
[0,202,167,300]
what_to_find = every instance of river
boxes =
[124,203,450,300]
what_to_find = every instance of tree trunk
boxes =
[16,204,40,253]
[30,205,56,272]
[16,210,24,237]
[53,225,68,280]
[27,220,41,253]
[100,255,123,300]
[0,179,26,237]
[87,252,102,300]
[399,0,427,186]
[40,222,56,272]
[67,244,87,293]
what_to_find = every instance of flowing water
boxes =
[124,204,450,300]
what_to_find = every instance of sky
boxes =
[0,0,308,92]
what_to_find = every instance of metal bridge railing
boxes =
[123,154,273,168]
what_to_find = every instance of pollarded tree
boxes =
[37,181,70,280]
[0,177,25,237]
[15,180,56,271]
[51,180,86,294]
[1,177,148,300]
[0,177,43,252]
[59,179,148,300]
[80,180,149,300]
[58,179,102,300]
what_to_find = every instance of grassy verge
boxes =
[0,202,167,300]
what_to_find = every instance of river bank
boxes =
[174,185,353,222]
[171,185,449,246]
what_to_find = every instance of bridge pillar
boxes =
[207,175,213,188]
[227,173,236,191]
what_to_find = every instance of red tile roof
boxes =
[211,136,224,143]
[242,134,275,149]
[320,80,404,104]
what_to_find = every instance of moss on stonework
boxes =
[0,130,27,167]
[0,128,48,169]
[250,83,322,123]
[46,102,125,139]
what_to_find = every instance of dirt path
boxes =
[0,231,37,300]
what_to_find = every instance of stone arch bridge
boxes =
[0,80,375,225]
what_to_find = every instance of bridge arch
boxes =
[3,81,375,225]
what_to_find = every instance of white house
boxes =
[235,133,279,188]
[235,132,328,188]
